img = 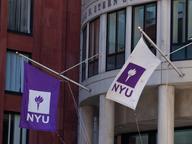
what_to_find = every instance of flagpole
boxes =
[60,53,100,75]
[138,27,185,78]
[167,40,192,56]
[16,52,91,92]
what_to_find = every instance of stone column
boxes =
[99,14,107,73]
[157,85,175,144]
[98,95,114,144]
[78,106,94,144]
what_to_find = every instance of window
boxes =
[5,50,28,93]
[8,0,32,34]
[175,129,192,144]
[106,9,126,71]
[82,26,87,81]
[3,113,28,144]
[88,18,100,77]
[121,132,156,144]
[171,0,192,60]
[132,3,157,53]
[117,128,192,144]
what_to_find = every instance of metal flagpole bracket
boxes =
[138,27,185,78]
[16,52,91,92]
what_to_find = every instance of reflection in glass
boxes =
[171,0,192,60]
[172,0,186,44]
[175,129,192,144]
[117,10,126,52]
[145,4,156,45]
[132,3,156,53]
[88,18,100,77]
[133,6,144,48]
[108,13,116,54]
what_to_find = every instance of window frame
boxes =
[7,0,33,35]
[5,49,31,95]
[116,127,192,144]
[3,112,29,144]
[120,130,157,144]
[81,26,87,81]
[131,2,157,54]
[170,0,192,61]
[106,9,126,71]
[88,17,100,78]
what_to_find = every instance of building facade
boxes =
[0,0,80,144]
[79,0,192,144]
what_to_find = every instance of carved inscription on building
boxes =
[81,0,155,25]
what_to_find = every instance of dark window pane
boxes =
[107,55,115,71]
[121,133,156,144]
[95,19,100,55]
[171,0,192,60]
[133,6,144,48]
[132,3,156,54]
[82,27,87,60]
[116,53,125,69]
[106,9,126,71]
[129,134,149,144]
[186,44,192,59]
[117,10,126,53]
[171,44,186,60]
[175,129,192,144]
[188,0,192,40]
[108,13,116,54]
[89,22,95,57]
[172,0,186,44]
[3,114,9,144]
[3,113,28,144]
[82,63,86,81]
[82,27,87,81]
[121,134,129,143]
[145,4,156,45]
[8,0,32,34]
[94,60,99,75]
[88,59,98,77]
[88,18,99,77]
[5,50,29,93]
[88,62,94,77]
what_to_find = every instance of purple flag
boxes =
[20,63,60,132]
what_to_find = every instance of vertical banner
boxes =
[106,37,161,110]
[20,63,60,131]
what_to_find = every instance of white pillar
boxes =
[157,85,175,144]
[98,95,114,144]
[78,106,94,144]
[99,14,107,73]
[125,6,132,60]
[157,0,171,56]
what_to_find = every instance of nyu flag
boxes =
[106,37,161,110]
[20,63,60,131]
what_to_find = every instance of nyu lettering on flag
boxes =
[20,63,60,131]
[106,37,161,110]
